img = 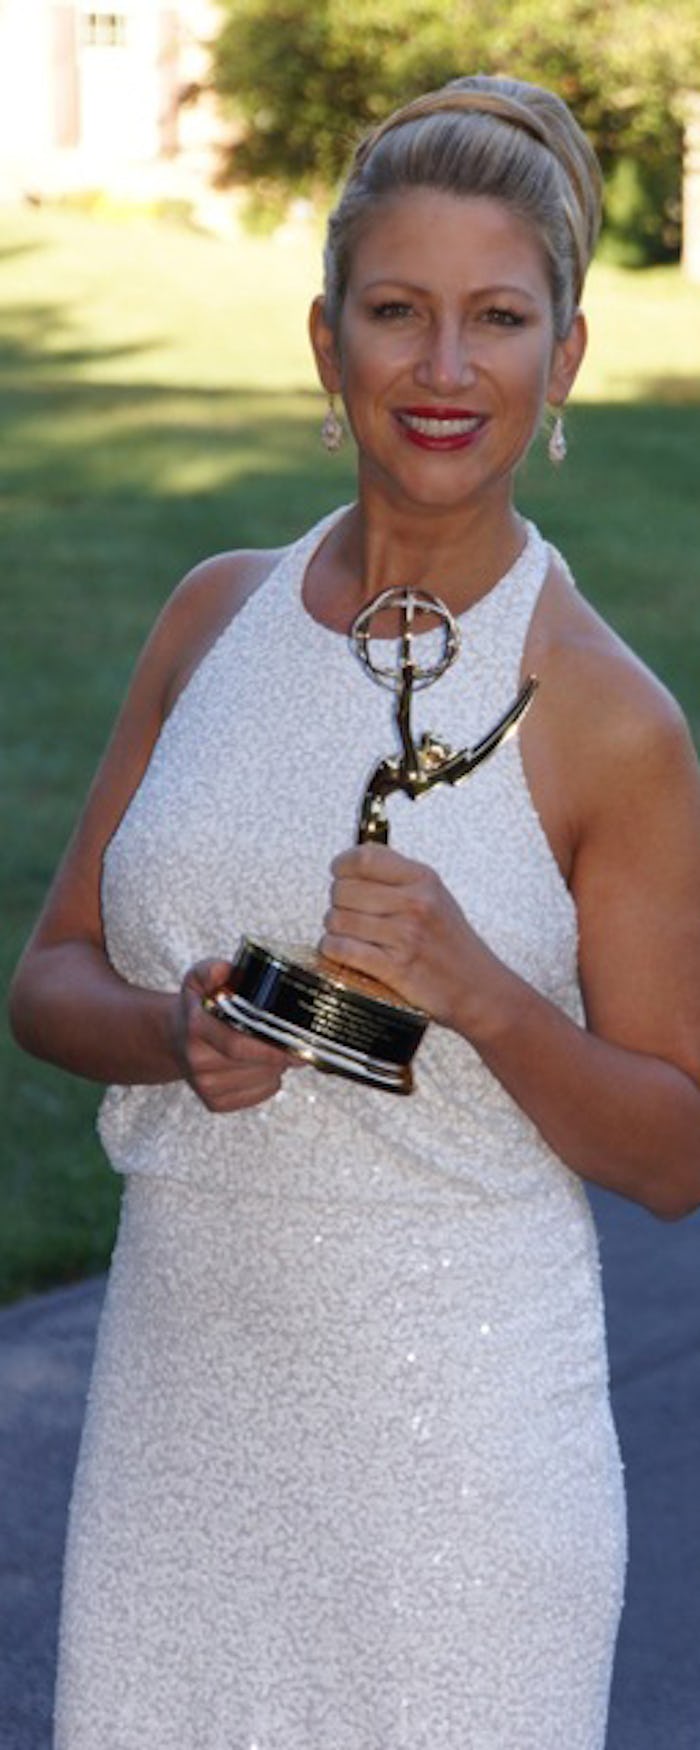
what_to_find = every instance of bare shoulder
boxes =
[519,549,700,889]
[526,552,697,813]
[527,557,700,1083]
[157,544,290,715]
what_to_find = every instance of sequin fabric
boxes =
[55,511,626,1749]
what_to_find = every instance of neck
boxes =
[302,472,530,635]
[343,478,525,613]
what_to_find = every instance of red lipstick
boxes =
[395,407,487,451]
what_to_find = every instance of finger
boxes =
[327,869,439,943]
[328,877,403,919]
[188,1043,302,1104]
[191,1004,301,1070]
[194,1068,286,1112]
[323,906,398,948]
[213,1031,307,1072]
[183,957,235,998]
[320,929,394,987]
[196,1061,283,1096]
[194,1040,309,1108]
[215,1025,294,1067]
[331,843,427,884]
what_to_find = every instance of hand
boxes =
[321,843,489,1030]
[173,958,304,1112]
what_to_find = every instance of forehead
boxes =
[346,188,551,296]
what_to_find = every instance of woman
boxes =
[10,73,700,1750]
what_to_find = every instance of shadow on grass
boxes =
[0,238,47,264]
[0,303,220,380]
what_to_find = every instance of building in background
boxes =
[0,0,226,205]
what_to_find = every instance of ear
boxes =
[308,295,343,394]
[547,309,587,407]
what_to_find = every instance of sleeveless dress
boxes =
[54,510,626,1750]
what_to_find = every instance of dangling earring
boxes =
[321,395,345,453]
[548,411,567,466]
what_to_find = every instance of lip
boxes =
[395,407,488,451]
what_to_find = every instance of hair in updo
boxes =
[324,74,602,340]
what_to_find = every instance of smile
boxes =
[395,409,487,449]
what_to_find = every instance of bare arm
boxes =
[9,547,299,1109]
[322,667,700,1219]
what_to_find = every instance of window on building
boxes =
[82,13,128,48]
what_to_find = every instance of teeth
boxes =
[401,414,481,437]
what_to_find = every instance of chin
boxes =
[392,469,493,512]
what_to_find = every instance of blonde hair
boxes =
[324,74,602,339]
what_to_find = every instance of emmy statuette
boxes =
[204,588,537,1093]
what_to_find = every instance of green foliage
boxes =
[600,154,682,268]
[211,0,466,188]
[211,0,700,260]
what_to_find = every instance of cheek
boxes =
[510,346,555,409]
[340,353,396,412]
[338,316,417,396]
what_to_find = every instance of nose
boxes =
[414,316,476,395]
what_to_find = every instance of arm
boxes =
[9,548,299,1111]
[321,687,700,1220]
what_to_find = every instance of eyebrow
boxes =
[361,278,540,304]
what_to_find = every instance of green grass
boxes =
[1,204,699,1302]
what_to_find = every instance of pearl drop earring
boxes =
[321,396,345,453]
[548,412,567,466]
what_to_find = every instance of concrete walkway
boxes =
[1,1189,699,1750]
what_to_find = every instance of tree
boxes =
[211,0,700,259]
[211,0,469,187]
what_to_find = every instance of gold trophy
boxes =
[205,588,537,1093]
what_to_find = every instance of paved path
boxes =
[1,1189,699,1749]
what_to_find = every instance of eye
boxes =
[480,306,526,328]
[369,300,415,320]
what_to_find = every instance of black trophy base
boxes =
[205,936,428,1094]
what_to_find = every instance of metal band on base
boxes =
[204,937,428,1094]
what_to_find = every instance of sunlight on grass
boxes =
[0,205,322,390]
[578,263,700,404]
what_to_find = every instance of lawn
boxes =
[2,203,699,1302]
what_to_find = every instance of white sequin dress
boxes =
[54,510,626,1750]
